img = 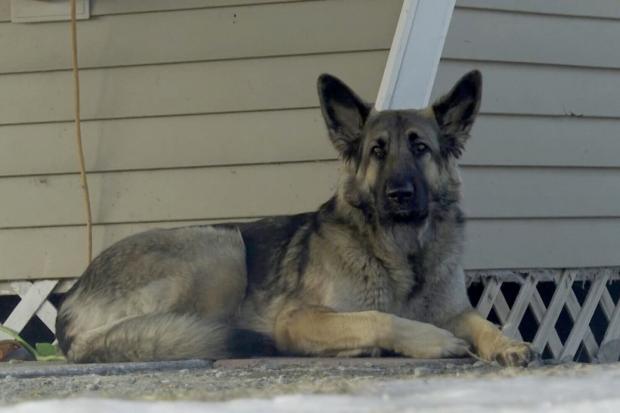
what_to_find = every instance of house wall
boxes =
[0,0,618,280]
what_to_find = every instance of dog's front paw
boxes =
[489,340,534,367]
[389,318,471,359]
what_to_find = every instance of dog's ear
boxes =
[432,70,482,158]
[317,74,371,161]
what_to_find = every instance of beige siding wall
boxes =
[0,0,618,279]
[446,0,620,269]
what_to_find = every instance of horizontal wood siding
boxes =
[3,0,618,21]
[4,218,620,280]
[0,0,401,74]
[2,163,620,229]
[1,56,618,125]
[2,4,618,75]
[434,61,620,118]
[0,0,619,279]
[3,113,620,178]
[0,0,307,22]
[90,0,309,16]
[445,8,620,69]
[456,0,620,19]
[443,1,620,270]
[0,51,387,125]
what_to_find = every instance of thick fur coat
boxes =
[56,71,533,366]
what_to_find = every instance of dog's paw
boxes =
[490,340,534,367]
[389,318,470,359]
[435,334,471,359]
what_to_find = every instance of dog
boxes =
[56,70,533,366]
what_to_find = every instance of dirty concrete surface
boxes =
[0,358,619,412]
[0,358,475,403]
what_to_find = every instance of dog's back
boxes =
[56,225,274,362]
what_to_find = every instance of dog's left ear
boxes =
[317,74,371,161]
[432,70,482,158]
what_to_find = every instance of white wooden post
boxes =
[375,0,456,110]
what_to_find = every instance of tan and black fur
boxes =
[56,71,533,366]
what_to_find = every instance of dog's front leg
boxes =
[274,305,470,358]
[444,309,534,366]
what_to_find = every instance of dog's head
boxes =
[318,71,482,226]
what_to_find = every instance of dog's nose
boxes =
[386,184,414,203]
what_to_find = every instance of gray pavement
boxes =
[0,357,619,412]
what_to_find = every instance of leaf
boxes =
[35,343,60,357]
[35,343,66,362]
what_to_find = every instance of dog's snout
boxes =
[386,183,414,203]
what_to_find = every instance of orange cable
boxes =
[70,0,93,263]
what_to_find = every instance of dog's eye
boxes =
[372,146,386,160]
[414,142,430,155]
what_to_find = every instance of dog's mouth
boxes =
[387,207,429,224]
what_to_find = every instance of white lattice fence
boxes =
[0,280,74,343]
[2,269,620,362]
[469,268,620,362]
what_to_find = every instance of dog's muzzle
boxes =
[385,183,428,223]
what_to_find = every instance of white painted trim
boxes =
[11,0,89,23]
[375,0,456,110]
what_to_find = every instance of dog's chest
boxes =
[323,256,416,313]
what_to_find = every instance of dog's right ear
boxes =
[317,74,371,161]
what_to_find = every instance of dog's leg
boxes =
[274,305,469,358]
[68,313,274,363]
[444,309,533,366]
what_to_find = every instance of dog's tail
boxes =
[60,312,276,363]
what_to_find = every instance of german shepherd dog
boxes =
[56,70,533,366]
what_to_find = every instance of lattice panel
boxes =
[0,280,73,343]
[469,269,620,362]
[2,270,620,362]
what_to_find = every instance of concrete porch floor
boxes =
[0,358,619,412]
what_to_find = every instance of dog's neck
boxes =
[324,187,465,271]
